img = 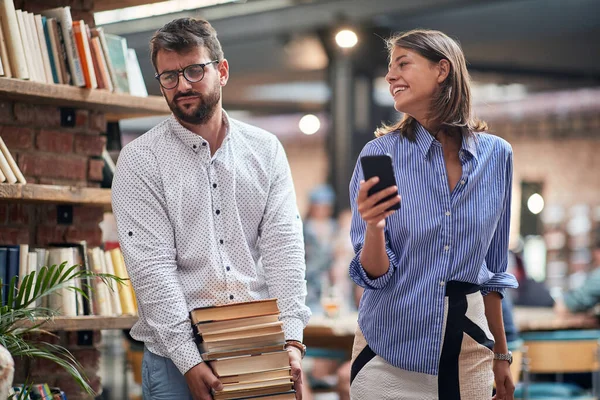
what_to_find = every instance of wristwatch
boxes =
[285,340,307,359]
[493,351,513,365]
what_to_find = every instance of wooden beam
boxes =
[92,0,165,12]
[16,315,138,331]
[0,184,111,206]
[0,78,169,119]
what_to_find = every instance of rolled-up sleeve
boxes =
[481,147,519,297]
[112,144,202,375]
[348,144,399,290]
[258,140,311,341]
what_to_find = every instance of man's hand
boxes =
[184,362,223,400]
[287,346,304,400]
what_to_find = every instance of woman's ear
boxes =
[437,59,450,84]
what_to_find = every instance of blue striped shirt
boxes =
[349,123,518,375]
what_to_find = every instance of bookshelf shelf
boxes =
[0,184,111,205]
[17,315,138,331]
[0,78,168,121]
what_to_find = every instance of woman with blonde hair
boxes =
[349,29,517,399]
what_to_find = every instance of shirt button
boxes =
[213,183,217,188]
[445,211,451,216]
[229,295,234,300]
[444,245,450,251]
[439,281,445,286]
[192,144,197,149]
[460,180,466,185]
[202,142,207,146]
[216,210,221,215]
[220,239,224,244]
[226,266,231,271]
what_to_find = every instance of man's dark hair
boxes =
[150,18,224,71]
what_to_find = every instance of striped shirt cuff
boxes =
[352,245,397,290]
[481,271,518,297]
[481,287,506,298]
[171,338,203,376]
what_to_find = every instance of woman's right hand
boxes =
[357,177,401,230]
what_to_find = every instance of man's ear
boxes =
[437,59,450,84]
[218,59,229,86]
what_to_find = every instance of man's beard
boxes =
[167,84,220,125]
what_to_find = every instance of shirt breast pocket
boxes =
[474,185,504,243]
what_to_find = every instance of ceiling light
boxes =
[299,114,320,135]
[335,29,358,49]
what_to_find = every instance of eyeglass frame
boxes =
[154,60,219,89]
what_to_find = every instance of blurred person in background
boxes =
[507,251,554,308]
[302,185,341,391]
[303,184,338,314]
[555,240,600,319]
[349,29,517,400]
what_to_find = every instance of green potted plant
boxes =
[0,262,124,399]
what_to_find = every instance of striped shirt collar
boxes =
[413,122,478,160]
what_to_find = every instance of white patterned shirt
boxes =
[111,112,310,375]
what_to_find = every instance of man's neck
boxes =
[178,107,225,155]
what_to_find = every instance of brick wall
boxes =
[0,100,106,248]
[283,136,329,217]
[0,100,106,399]
[488,112,600,242]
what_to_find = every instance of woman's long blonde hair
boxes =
[375,29,487,140]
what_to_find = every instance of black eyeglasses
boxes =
[155,60,219,89]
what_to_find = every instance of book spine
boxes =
[0,0,28,79]
[35,15,54,84]
[0,17,11,77]
[41,7,85,87]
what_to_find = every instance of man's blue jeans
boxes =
[142,347,193,399]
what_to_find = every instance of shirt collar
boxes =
[413,122,478,160]
[169,110,232,154]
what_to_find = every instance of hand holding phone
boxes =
[360,154,401,211]
[356,154,401,230]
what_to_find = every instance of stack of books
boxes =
[190,299,296,400]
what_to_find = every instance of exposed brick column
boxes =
[0,99,107,399]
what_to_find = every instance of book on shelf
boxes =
[0,0,28,79]
[0,3,13,78]
[190,299,295,400]
[0,243,136,318]
[109,247,137,315]
[72,19,97,89]
[0,2,149,96]
[0,20,6,77]
[34,14,53,84]
[125,48,147,97]
[103,33,130,93]
[0,135,26,183]
[40,6,85,87]
[90,27,118,91]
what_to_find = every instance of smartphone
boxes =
[360,154,400,211]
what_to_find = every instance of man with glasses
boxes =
[112,18,310,400]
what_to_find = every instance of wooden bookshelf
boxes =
[93,0,165,11]
[0,184,111,205]
[0,78,168,121]
[17,315,138,331]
